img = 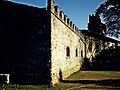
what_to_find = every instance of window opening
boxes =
[66,47,70,57]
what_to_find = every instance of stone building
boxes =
[0,0,119,85]
[81,14,118,62]
[0,0,85,84]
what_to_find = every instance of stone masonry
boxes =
[0,0,85,84]
[48,0,85,84]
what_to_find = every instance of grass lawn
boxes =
[66,70,120,80]
[0,70,120,90]
[57,70,120,90]
[0,84,65,90]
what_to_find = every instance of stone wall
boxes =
[84,34,116,61]
[49,1,84,84]
[0,0,85,84]
[0,1,51,84]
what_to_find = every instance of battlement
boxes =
[88,13,106,35]
[89,14,101,24]
[47,0,84,39]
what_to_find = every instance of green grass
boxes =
[57,70,120,90]
[0,84,66,90]
[1,71,120,90]
[67,71,120,80]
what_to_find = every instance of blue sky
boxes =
[9,0,105,29]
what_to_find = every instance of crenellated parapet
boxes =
[88,13,106,35]
[47,0,84,40]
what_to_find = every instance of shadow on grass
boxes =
[61,79,120,87]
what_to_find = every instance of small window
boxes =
[81,50,83,57]
[66,47,70,57]
[88,38,92,52]
[76,49,78,57]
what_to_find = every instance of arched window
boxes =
[66,47,70,57]
[76,49,78,57]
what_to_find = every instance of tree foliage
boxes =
[96,0,120,38]
[92,46,120,70]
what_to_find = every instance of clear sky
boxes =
[9,0,105,29]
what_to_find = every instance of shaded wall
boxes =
[0,1,51,84]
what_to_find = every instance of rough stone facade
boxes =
[0,1,51,84]
[0,0,85,84]
[1,0,117,85]
[50,7,84,84]
[48,0,85,84]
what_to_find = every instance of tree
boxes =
[96,0,120,38]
